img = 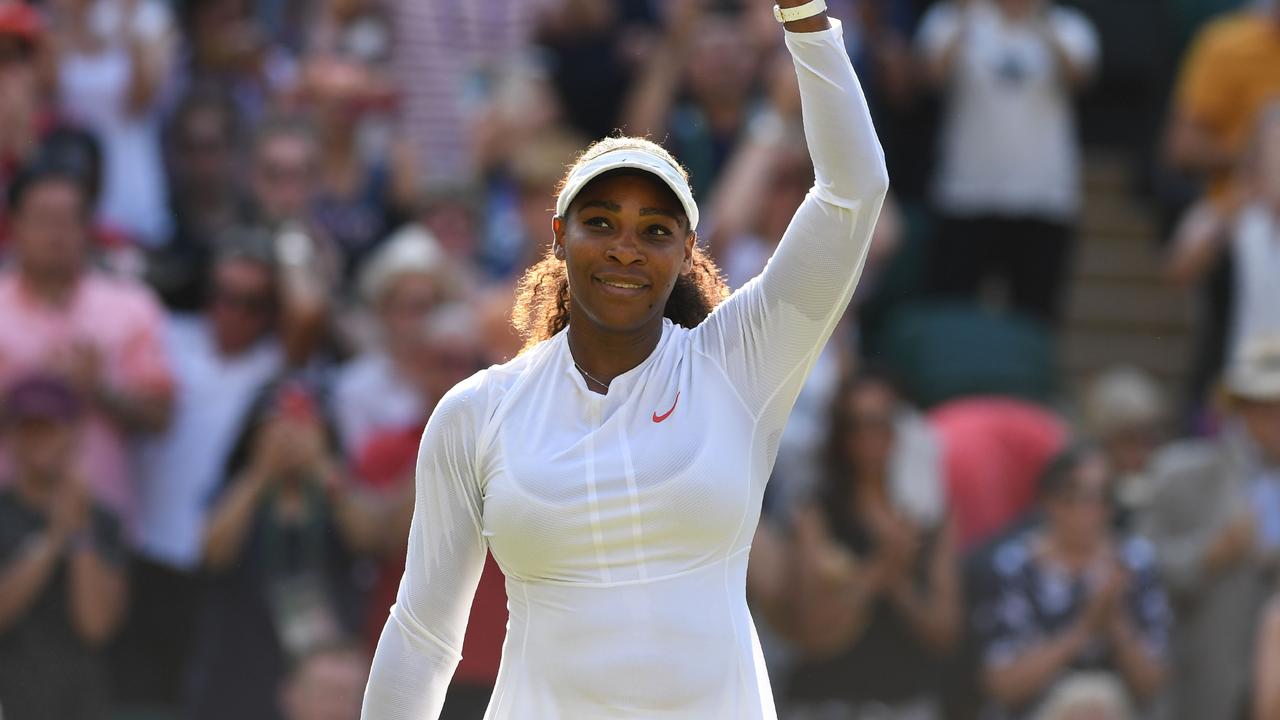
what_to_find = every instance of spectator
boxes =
[147,88,247,311]
[1163,0,1280,417]
[179,0,299,124]
[49,0,177,246]
[623,2,761,198]
[771,370,960,719]
[0,1,52,208]
[1164,0,1280,206]
[1081,366,1169,525]
[1140,333,1280,720]
[246,115,340,365]
[0,162,173,533]
[112,237,285,713]
[1167,102,1280,363]
[186,377,381,720]
[333,225,462,453]
[278,641,370,720]
[297,54,415,279]
[976,446,1169,720]
[0,375,127,720]
[917,0,1100,326]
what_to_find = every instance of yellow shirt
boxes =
[1175,11,1280,202]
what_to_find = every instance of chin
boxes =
[577,301,663,335]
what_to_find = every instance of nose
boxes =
[605,227,645,265]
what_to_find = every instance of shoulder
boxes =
[1118,534,1160,574]
[1188,12,1266,59]
[84,272,168,322]
[990,530,1036,580]
[1148,438,1222,485]
[334,353,392,396]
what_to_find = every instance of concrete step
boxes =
[1080,196,1161,238]
[1059,328,1194,378]
[1064,279,1195,332]
[1073,235,1169,283]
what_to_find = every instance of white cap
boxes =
[1226,335,1280,401]
[1083,365,1166,437]
[554,146,699,231]
[357,223,448,306]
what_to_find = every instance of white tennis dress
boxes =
[362,19,888,720]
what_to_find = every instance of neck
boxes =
[849,473,889,517]
[1043,530,1102,570]
[566,315,664,392]
[21,269,80,306]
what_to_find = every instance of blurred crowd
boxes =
[0,0,1278,719]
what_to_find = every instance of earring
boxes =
[553,243,565,259]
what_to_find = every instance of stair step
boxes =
[1064,281,1195,330]
[1080,199,1161,237]
[1073,237,1168,282]
[1059,329,1194,377]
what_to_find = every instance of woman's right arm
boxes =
[362,380,489,720]
[1165,199,1231,286]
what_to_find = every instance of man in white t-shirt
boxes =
[917,0,1099,326]
[112,239,283,713]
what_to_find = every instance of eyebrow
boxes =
[578,200,683,225]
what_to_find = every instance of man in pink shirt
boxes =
[0,163,174,535]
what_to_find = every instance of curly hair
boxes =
[511,136,730,353]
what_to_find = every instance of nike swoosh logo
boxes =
[652,392,680,423]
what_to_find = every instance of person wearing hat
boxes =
[361,2,889,718]
[332,223,465,455]
[0,374,127,720]
[1081,365,1170,527]
[1139,334,1280,720]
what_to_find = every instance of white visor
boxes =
[555,146,699,231]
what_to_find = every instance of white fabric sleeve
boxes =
[692,18,888,425]
[361,379,489,720]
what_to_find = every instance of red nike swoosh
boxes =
[652,392,680,423]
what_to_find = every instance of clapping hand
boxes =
[1079,558,1130,639]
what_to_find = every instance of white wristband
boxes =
[774,0,827,23]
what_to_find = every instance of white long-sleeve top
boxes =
[361,20,888,720]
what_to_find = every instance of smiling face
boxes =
[1045,452,1112,553]
[553,171,695,335]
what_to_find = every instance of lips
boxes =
[593,274,649,294]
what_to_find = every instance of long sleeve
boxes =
[692,19,889,425]
[362,379,489,720]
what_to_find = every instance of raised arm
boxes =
[361,380,489,720]
[692,9,889,424]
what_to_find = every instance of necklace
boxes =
[573,360,611,390]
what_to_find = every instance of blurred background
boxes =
[0,0,1279,719]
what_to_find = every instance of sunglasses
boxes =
[213,287,274,314]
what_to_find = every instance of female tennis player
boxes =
[361,0,888,717]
